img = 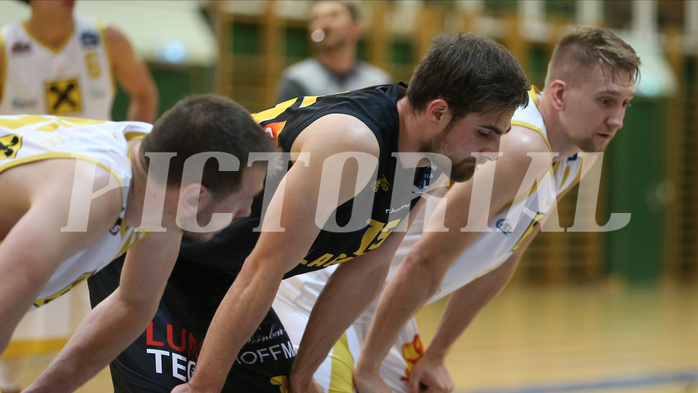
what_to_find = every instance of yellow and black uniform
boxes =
[88,83,435,392]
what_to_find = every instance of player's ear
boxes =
[177,183,211,215]
[549,80,566,111]
[426,98,450,124]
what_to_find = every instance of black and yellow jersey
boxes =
[178,83,433,277]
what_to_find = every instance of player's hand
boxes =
[407,353,454,393]
[353,367,391,393]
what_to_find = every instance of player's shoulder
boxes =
[293,112,379,156]
[503,125,550,156]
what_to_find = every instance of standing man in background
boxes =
[276,0,390,103]
[0,1,157,391]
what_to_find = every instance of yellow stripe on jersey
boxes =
[502,162,557,209]
[300,96,318,108]
[511,211,546,252]
[0,152,125,190]
[0,114,108,131]
[528,86,541,110]
[33,273,91,307]
[125,132,147,140]
[95,17,117,94]
[329,332,355,393]
[511,86,550,151]
[252,98,298,124]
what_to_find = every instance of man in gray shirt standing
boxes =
[277,0,390,102]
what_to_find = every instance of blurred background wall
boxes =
[1,0,695,287]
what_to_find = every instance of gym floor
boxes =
[19,281,698,393]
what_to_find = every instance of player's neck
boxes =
[395,97,425,155]
[538,93,579,161]
[26,13,74,49]
[316,46,357,76]
[126,142,180,231]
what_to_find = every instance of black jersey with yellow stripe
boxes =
[178,83,432,277]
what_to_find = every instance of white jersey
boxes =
[273,87,586,392]
[426,87,584,303]
[0,115,149,309]
[0,15,114,119]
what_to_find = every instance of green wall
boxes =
[605,99,666,283]
[111,65,214,121]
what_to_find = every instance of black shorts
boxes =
[88,256,294,393]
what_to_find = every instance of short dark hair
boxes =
[407,33,530,121]
[312,1,360,21]
[546,26,641,87]
[141,94,274,196]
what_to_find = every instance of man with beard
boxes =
[346,26,640,393]
[276,1,390,103]
[81,33,530,393]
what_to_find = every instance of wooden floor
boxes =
[417,281,698,393]
[16,281,698,393]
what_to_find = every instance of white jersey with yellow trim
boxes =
[425,86,584,304]
[0,14,114,119]
[0,114,149,309]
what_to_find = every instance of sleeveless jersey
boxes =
[177,83,433,277]
[427,87,585,303]
[0,114,149,308]
[0,15,114,119]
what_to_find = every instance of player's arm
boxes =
[174,114,381,393]
[406,152,596,393]
[0,160,121,353]
[105,26,158,123]
[354,128,550,393]
[24,230,182,393]
[289,197,425,393]
[409,235,531,393]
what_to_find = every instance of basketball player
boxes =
[0,0,157,121]
[95,32,530,393]
[0,94,272,392]
[346,26,640,393]
[0,1,157,390]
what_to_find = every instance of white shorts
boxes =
[274,285,421,393]
[272,189,443,393]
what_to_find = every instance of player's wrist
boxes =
[354,358,380,378]
[423,346,448,363]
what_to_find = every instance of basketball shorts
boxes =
[88,257,294,393]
